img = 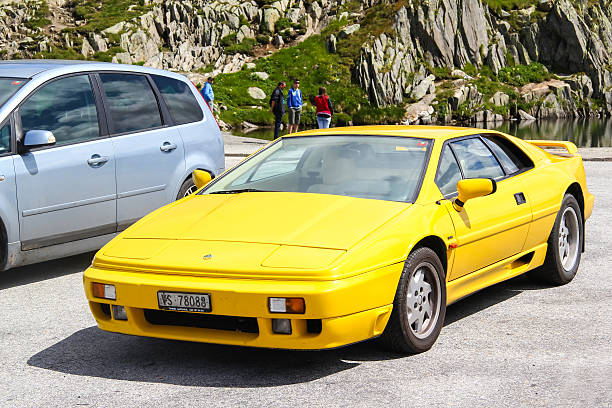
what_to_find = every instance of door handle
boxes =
[87,154,110,167]
[514,192,527,205]
[160,142,177,152]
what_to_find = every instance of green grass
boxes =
[65,0,152,34]
[92,46,125,62]
[432,61,539,120]
[34,46,85,60]
[215,34,403,127]
[426,65,454,80]
[333,4,397,64]
[433,83,456,117]
[483,102,511,117]
[220,34,237,47]
[25,1,51,30]
[274,18,292,32]
[484,0,599,13]
[497,63,553,86]
[484,0,537,12]
[221,34,257,56]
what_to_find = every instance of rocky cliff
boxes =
[0,0,611,127]
[353,0,612,123]
[0,0,364,72]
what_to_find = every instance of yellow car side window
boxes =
[435,145,462,196]
[451,138,504,180]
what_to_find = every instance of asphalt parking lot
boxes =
[0,161,610,407]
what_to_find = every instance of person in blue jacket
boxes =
[286,79,303,134]
[201,77,214,114]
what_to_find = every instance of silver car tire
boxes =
[528,194,583,286]
[176,177,198,200]
[379,247,446,354]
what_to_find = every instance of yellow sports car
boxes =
[83,126,593,353]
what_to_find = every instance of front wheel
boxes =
[528,194,583,285]
[176,177,198,200]
[379,247,446,354]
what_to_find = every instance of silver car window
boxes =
[20,75,100,146]
[0,121,10,154]
[151,75,203,125]
[0,77,27,107]
[99,73,162,134]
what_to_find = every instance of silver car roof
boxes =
[0,60,187,81]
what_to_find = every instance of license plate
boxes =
[157,291,211,313]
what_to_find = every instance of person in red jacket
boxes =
[314,86,333,129]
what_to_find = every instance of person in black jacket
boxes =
[270,81,286,139]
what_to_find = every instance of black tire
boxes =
[528,194,583,286]
[176,177,198,200]
[379,247,446,354]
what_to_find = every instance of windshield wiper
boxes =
[209,188,274,194]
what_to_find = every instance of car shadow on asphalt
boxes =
[27,328,397,387]
[0,252,95,291]
[27,273,552,387]
[444,273,550,326]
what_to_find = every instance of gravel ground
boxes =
[0,162,610,408]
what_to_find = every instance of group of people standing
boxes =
[270,80,334,139]
[200,76,334,140]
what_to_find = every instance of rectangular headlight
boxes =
[92,282,116,300]
[268,297,305,314]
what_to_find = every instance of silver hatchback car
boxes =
[0,60,224,270]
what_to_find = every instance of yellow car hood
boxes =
[97,193,409,279]
[125,192,408,250]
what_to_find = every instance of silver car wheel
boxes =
[406,262,441,339]
[559,206,580,271]
[183,184,198,197]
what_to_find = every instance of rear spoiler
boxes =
[525,140,578,156]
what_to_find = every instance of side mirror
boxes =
[23,130,56,149]
[453,178,497,211]
[192,169,212,189]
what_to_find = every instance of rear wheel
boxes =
[176,177,198,200]
[528,194,583,285]
[379,247,446,354]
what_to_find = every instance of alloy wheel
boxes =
[183,184,198,197]
[559,206,580,271]
[406,262,441,339]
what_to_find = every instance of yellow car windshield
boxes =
[203,135,432,202]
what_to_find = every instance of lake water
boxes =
[233,118,612,147]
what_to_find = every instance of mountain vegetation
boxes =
[0,0,610,130]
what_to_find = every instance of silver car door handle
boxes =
[87,154,110,166]
[160,142,178,152]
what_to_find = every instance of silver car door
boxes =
[96,72,185,231]
[13,74,117,250]
[0,118,18,255]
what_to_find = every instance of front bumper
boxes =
[83,263,401,350]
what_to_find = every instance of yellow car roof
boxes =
[283,125,502,141]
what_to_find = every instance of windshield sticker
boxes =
[396,141,430,152]
[11,81,23,86]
